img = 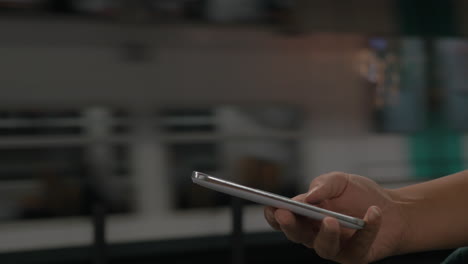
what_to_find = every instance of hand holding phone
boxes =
[191,171,365,229]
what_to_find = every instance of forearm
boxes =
[391,170,468,254]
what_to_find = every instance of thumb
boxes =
[305,172,350,204]
[337,206,382,262]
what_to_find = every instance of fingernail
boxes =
[322,218,329,229]
[370,206,381,221]
[306,186,319,197]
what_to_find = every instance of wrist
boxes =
[384,188,414,255]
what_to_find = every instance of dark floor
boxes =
[1,232,454,264]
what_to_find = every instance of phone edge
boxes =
[192,171,365,228]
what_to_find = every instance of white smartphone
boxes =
[192,171,365,229]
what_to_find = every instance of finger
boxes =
[264,206,281,231]
[264,194,313,232]
[337,206,382,262]
[305,172,350,204]
[291,193,307,202]
[313,217,341,259]
[275,208,319,245]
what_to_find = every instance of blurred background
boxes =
[0,0,467,263]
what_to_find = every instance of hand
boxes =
[264,172,407,264]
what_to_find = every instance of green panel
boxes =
[410,112,463,179]
[399,0,463,178]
